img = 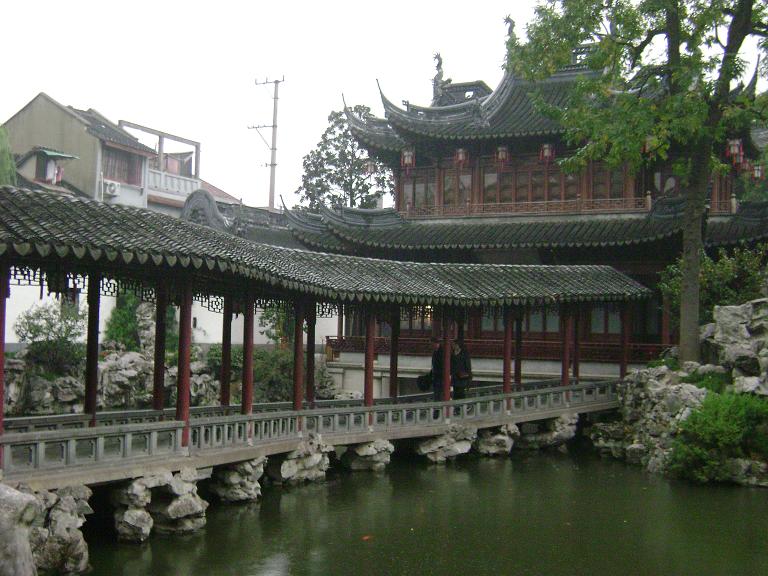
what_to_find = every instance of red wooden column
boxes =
[292,300,305,412]
[441,311,452,403]
[514,310,523,390]
[241,294,254,415]
[337,303,344,338]
[219,296,233,407]
[152,284,168,411]
[661,294,671,346]
[502,307,513,411]
[0,264,8,469]
[84,272,101,426]
[389,305,400,399]
[502,308,513,394]
[364,307,375,409]
[560,305,573,388]
[572,304,581,383]
[306,303,316,407]
[620,303,631,378]
[176,284,193,447]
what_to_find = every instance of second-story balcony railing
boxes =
[147,169,200,197]
[400,196,651,219]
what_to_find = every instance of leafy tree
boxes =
[105,292,141,351]
[508,1,768,362]
[297,106,394,210]
[15,301,86,375]
[0,126,16,186]
[659,243,768,327]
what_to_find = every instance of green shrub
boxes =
[647,357,680,370]
[206,345,298,402]
[681,371,732,394]
[659,244,768,328]
[668,393,768,483]
[105,292,141,350]
[206,343,244,380]
[14,301,86,375]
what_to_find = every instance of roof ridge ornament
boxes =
[432,52,452,106]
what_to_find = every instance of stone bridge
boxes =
[1,380,618,491]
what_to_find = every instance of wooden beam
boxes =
[306,304,316,406]
[620,303,631,378]
[502,308,513,395]
[442,311,452,402]
[573,305,581,383]
[389,305,400,399]
[176,285,193,446]
[560,305,572,388]
[241,294,254,414]
[0,264,8,469]
[364,308,375,408]
[514,312,523,390]
[152,284,167,411]
[85,272,101,426]
[293,301,305,412]
[220,297,233,406]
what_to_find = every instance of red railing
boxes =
[326,336,665,364]
[399,197,649,219]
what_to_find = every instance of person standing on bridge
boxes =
[451,340,472,400]
[431,337,444,401]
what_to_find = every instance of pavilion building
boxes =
[271,51,767,394]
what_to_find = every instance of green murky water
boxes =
[86,452,768,576]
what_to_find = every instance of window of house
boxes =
[531,170,545,202]
[500,172,514,203]
[103,146,142,185]
[590,303,622,335]
[592,168,609,199]
[481,311,496,332]
[403,170,436,209]
[545,308,560,333]
[547,169,562,201]
[610,168,625,198]
[483,170,498,204]
[443,170,471,206]
[564,173,579,200]
[515,170,530,202]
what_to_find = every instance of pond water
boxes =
[87,451,768,576]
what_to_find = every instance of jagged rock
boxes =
[587,365,707,473]
[3,357,26,415]
[114,507,153,543]
[16,484,92,575]
[516,414,578,450]
[732,375,768,396]
[474,424,519,456]
[135,302,156,353]
[0,484,39,576]
[341,440,394,471]
[209,457,267,502]
[333,390,362,400]
[266,433,334,484]
[725,458,768,487]
[415,425,477,463]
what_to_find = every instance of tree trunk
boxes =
[678,145,711,363]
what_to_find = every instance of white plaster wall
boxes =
[4,285,116,346]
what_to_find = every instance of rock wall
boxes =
[16,484,93,575]
[111,468,209,543]
[701,298,768,395]
[588,366,707,473]
[265,433,334,484]
[0,484,38,576]
[341,440,395,471]
[208,457,267,502]
[474,424,520,456]
[415,425,477,463]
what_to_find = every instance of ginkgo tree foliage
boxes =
[296,105,393,210]
[508,0,767,362]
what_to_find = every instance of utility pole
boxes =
[249,77,283,211]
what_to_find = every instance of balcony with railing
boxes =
[146,168,200,198]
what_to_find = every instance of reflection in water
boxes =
[87,452,768,576]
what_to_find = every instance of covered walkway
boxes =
[0,186,649,482]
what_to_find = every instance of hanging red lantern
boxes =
[726,139,743,166]
[495,145,509,167]
[753,163,765,180]
[539,143,555,164]
[454,148,468,168]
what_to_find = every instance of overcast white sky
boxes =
[1,0,536,208]
[3,1,762,209]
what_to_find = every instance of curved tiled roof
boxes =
[0,187,650,307]
[282,197,768,253]
[379,69,594,141]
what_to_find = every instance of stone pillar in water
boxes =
[266,433,334,484]
[474,424,520,456]
[208,457,267,502]
[111,467,209,542]
[415,425,477,464]
[341,439,395,471]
